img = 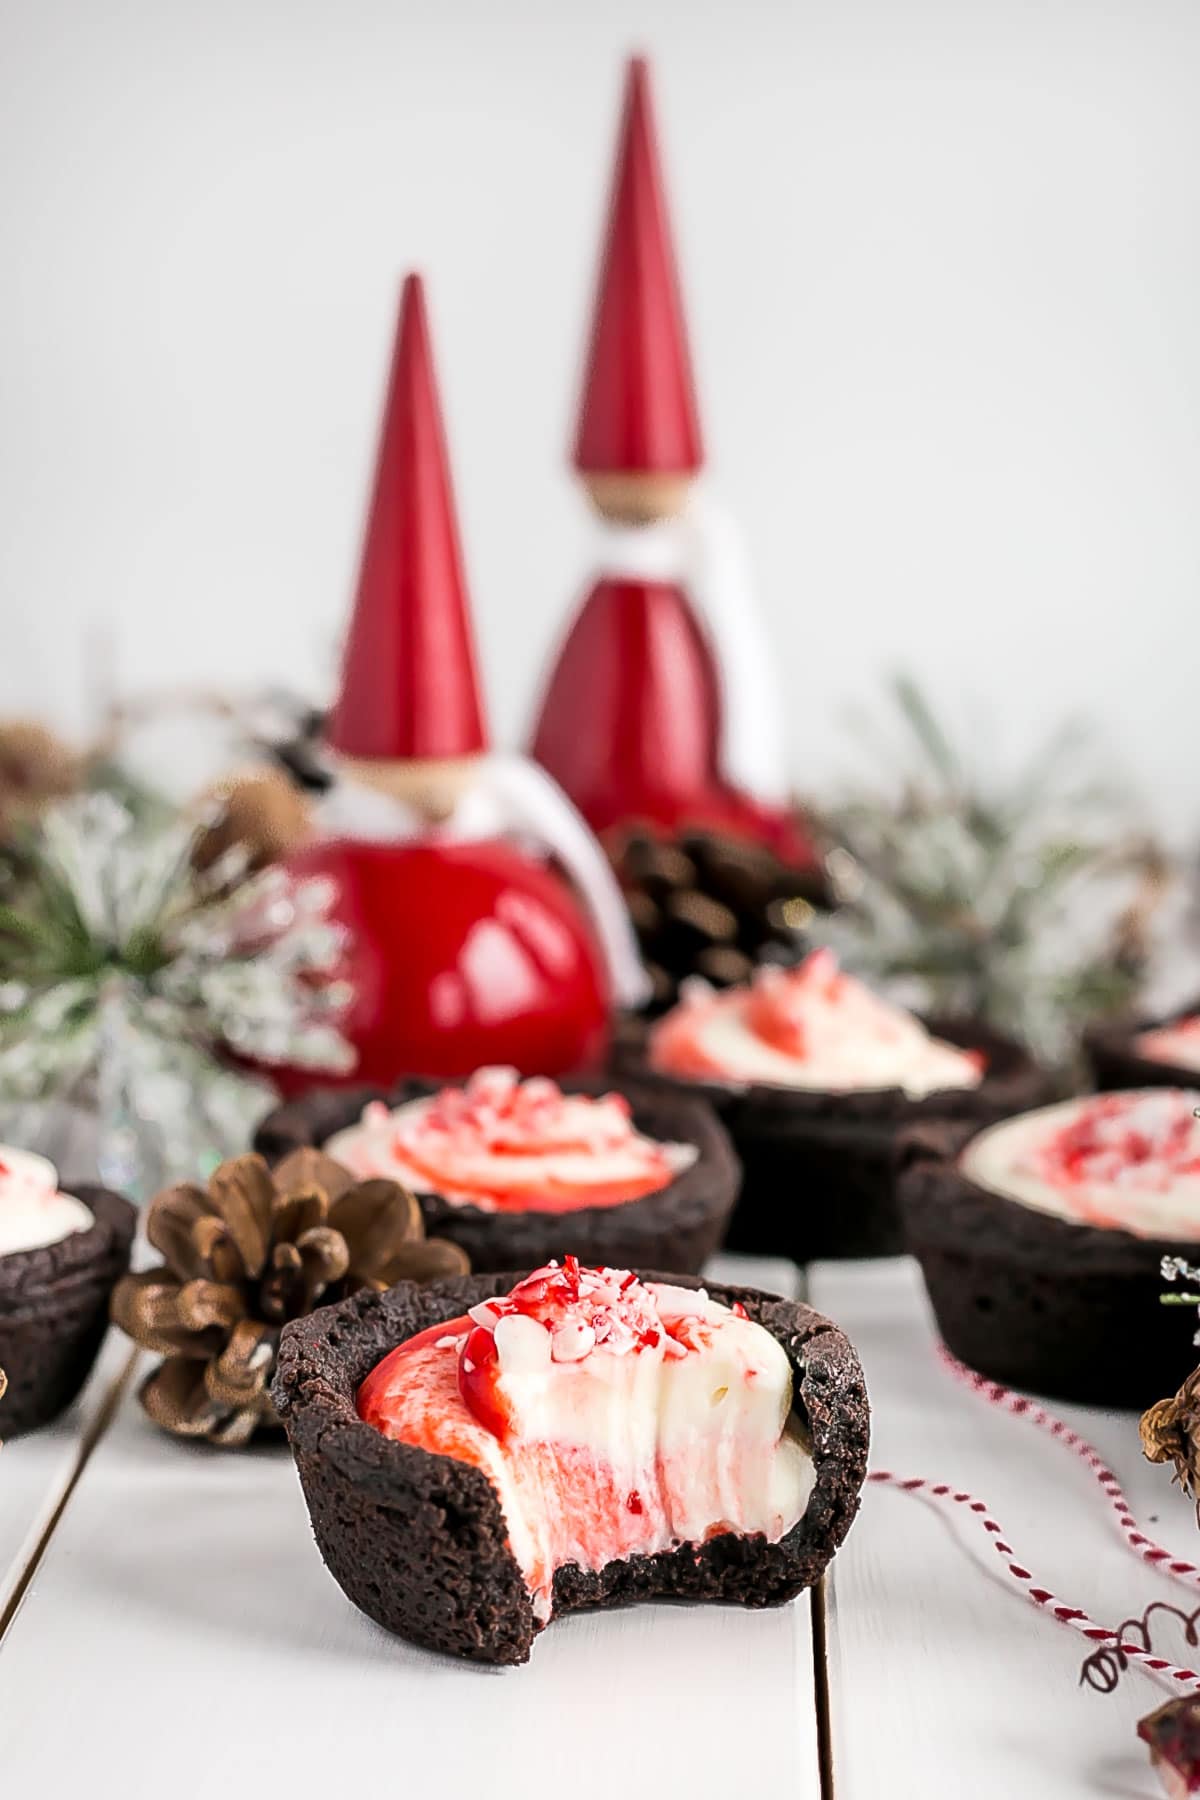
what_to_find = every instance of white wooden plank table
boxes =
[810,1257,1194,1800]
[6,1252,1191,1797]
[0,1254,822,1799]
[0,1330,132,1627]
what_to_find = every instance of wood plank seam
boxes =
[811,1577,837,1799]
[783,1260,834,1797]
[0,1345,139,1643]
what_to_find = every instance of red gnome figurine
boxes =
[530,57,815,868]
[286,276,647,1087]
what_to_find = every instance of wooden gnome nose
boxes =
[329,752,481,823]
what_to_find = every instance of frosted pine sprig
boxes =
[812,675,1165,1069]
[0,794,355,1186]
[1161,1258,1200,1344]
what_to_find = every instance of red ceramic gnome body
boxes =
[281,277,609,1089]
[287,838,607,1085]
[532,574,807,860]
[533,575,717,840]
[530,59,815,870]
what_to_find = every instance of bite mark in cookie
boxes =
[358,1258,812,1619]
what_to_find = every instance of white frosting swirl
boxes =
[960,1089,1200,1240]
[649,950,983,1099]
[0,1146,93,1257]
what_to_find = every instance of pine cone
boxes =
[1140,1366,1200,1497]
[192,769,313,875]
[111,1149,469,1447]
[0,720,80,835]
[608,824,829,1014]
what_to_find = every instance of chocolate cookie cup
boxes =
[0,1185,136,1437]
[898,1118,1196,1408]
[616,1016,1051,1263]
[273,1269,870,1665]
[1086,1002,1200,1093]
[255,1077,739,1275]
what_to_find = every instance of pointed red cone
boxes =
[573,57,703,476]
[327,275,488,763]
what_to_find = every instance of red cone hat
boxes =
[327,275,488,763]
[573,57,703,477]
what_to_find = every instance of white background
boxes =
[2,0,1198,836]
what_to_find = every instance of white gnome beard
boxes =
[315,753,650,1012]
[584,490,788,809]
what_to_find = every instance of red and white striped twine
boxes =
[867,1345,1200,1694]
[867,1471,1200,1693]
[936,1344,1200,1593]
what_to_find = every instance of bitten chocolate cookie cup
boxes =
[273,1271,870,1666]
[255,1077,739,1275]
[615,1017,1052,1263]
[898,1119,1198,1409]
[0,1186,136,1437]
[1085,1002,1200,1093]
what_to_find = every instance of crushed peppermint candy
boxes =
[648,948,985,1097]
[745,949,848,1058]
[1029,1093,1200,1194]
[331,1067,695,1215]
[477,1258,714,1365]
[455,1261,724,1437]
[382,1066,639,1157]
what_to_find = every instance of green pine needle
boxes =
[816,676,1162,1070]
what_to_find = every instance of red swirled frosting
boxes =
[650,949,984,1098]
[325,1066,696,1213]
